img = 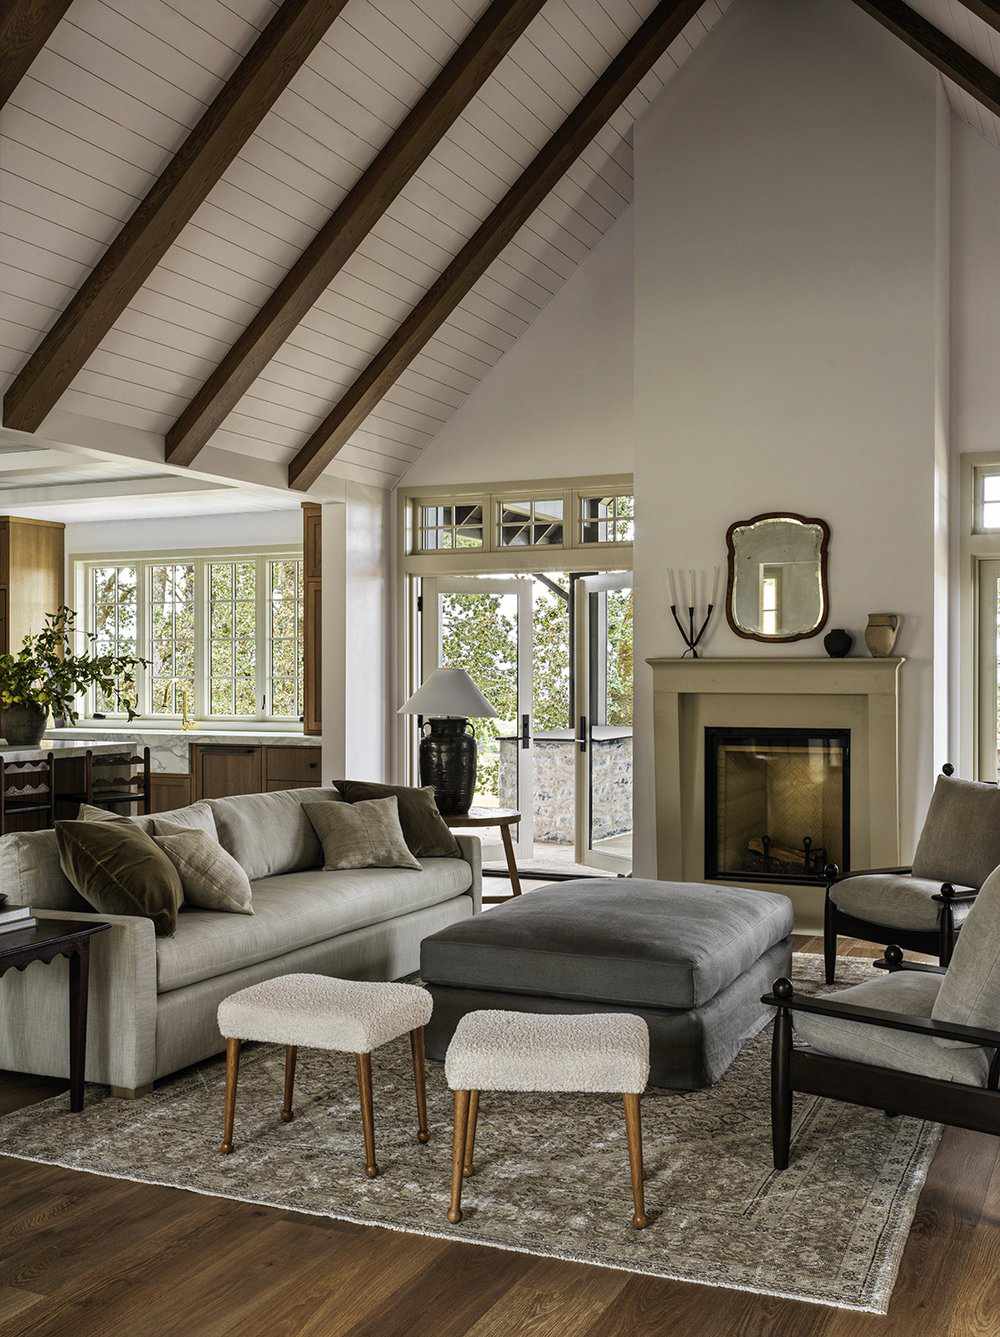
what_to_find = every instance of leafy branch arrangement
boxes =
[0,606,147,725]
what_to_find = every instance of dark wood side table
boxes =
[443,808,522,905]
[0,918,110,1112]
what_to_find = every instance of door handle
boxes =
[578,715,588,753]
[521,714,530,749]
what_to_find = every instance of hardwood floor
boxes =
[1,938,998,1336]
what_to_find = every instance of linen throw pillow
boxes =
[153,823,253,915]
[332,781,461,859]
[55,819,183,936]
[304,797,422,871]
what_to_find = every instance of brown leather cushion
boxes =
[333,781,461,859]
[56,819,183,936]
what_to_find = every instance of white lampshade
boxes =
[398,667,497,719]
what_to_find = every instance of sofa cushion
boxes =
[0,829,89,910]
[794,970,989,1086]
[56,819,183,936]
[334,781,461,858]
[155,857,473,993]
[207,787,340,879]
[420,879,794,1010]
[830,873,975,932]
[912,774,1000,889]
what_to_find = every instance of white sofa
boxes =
[0,787,480,1096]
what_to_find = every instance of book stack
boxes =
[0,904,36,936]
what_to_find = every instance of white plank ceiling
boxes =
[909,0,1000,145]
[0,0,733,492]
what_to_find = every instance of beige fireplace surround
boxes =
[648,657,904,930]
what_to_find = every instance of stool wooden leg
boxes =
[463,1089,479,1177]
[281,1045,297,1123]
[219,1038,240,1154]
[410,1027,430,1144]
[624,1093,649,1229]
[355,1052,379,1179]
[448,1090,471,1223]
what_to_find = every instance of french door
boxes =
[978,559,1000,782]
[420,576,535,860]
[574,572,634,872]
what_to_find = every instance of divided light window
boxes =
[498,498,563,547]
[416,501,484,551]
[579,493,634,544]
[977,468,1000,531]
[83,554,303,723]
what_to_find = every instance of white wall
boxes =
[64,508,301,555]
[321,483,390,783]
[633,0,947,873]
[400,211,634,486]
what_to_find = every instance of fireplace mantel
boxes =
[646,656,904,928]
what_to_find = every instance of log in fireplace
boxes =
[704,727,850,886]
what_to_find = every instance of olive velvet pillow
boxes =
[55,819,183,936]
[304,797,422,871]
[333,781,461,859]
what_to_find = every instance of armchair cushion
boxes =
[933,864,1000,1032]
[830,873,975,932]
[912,775,1000,889]
[793,972,990,1086]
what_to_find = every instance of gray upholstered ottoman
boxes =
[420,880,793,1089]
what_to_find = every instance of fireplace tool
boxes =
[667,567,720,658]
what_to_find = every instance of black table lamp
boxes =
[398,668,497,815]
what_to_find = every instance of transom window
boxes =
[579,493,634,544]
[498,498,564,547]
[82,552,304,722]
[417,502,484,551]
[976,467,1000,532]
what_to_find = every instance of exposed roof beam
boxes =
[851,0,1000,117]
[1,0,349,435]
[959,1,1000,37]
[287,0,707,492]
[0,1,73,110]
[164,0,549,468]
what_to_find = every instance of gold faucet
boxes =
[178,684,197,731]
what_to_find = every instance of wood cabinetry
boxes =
[0,517,64,653]
[265,746,321,790]
[149,773,193,813]
[191,744,264,800]
[302,503,321,735]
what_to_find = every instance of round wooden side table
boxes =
[443,808,522,904]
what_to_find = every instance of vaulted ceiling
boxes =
[0,0,998,502]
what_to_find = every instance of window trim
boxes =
[72,545,304,727]
[975,464,1000,534]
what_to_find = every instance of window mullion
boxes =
[138,562,150,717]
[195,560,209,722]
[256,556,268,720]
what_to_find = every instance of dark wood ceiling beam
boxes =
[287,0,707,491]
[165,0,550,468]
[2,0,349,435]
[851,0,1000,118]
[959,0,1000,37]
[0,0,73,110]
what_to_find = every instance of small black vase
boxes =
[823,628,853,659]
[1,701,48,747]
[419,717,477,815]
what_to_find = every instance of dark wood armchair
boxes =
[823,764,995,983]
[763,946,1000,1172]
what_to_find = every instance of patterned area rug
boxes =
[0,955,939,1313]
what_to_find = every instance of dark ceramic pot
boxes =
[823,629,853,659]
[419,717,477,816]
[1,701,48,747]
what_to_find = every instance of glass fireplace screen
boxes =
[704,728,850,885]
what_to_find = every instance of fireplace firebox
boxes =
[704,728,850,885]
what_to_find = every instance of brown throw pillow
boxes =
[304,797,422,871]
[56,819,183,936]
[333,781,461,858]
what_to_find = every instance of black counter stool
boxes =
[0,752,56,834]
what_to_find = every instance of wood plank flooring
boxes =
[0,938,997,1336]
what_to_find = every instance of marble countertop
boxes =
[0,739,132,763]
[45,728,320,773]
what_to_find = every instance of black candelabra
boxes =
[667,567,720,658]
